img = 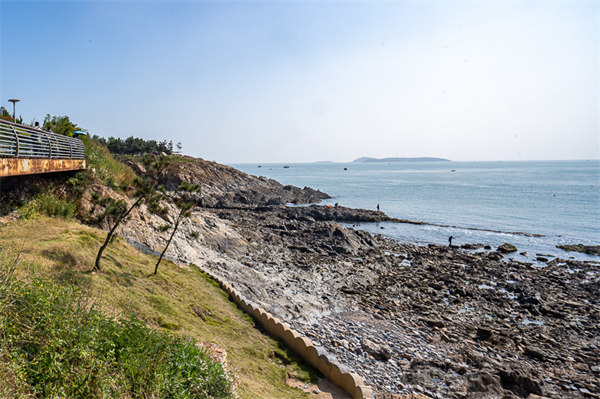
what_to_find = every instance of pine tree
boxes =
[92,155,170,272]
[154,181,200,275]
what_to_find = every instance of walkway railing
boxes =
[0,119,86,160]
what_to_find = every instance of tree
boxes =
[92,155,170,272]
[91,135,173,155]
[42,114,81,136]
[154,181,200,275]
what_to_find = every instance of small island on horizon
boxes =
[352,156,451,163]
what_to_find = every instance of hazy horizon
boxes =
[229,158,600,165]
[1,1,598,164]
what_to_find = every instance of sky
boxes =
[0,1,598,163]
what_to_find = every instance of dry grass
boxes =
[0,217,319,399]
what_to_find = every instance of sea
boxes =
[229,160,600,263]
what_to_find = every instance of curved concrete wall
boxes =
[200,267,374,399]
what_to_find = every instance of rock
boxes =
[461,243,484,250]
[498,243,518,254]
[476,327,493,340]
[380,344,393,360]
[489,252,504,261]
[125,160,146,175]
[499,364,544,396]
[419,318,445,328]
[557,244,600,256]
[467,371,502,394]
[361,338,392,360]
[524,346,545,361]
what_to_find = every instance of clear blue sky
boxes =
[1,1,598,163]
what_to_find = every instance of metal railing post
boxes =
[9,125,20,157]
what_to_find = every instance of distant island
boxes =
[352,157,451,163]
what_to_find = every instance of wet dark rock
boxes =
[557,244,600,256]
[461,243,484,250]
[477,327,493,340]
[489,252,504,261]
[498,243,518,254]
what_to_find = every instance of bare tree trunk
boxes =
[154,213,182,275]
[93,197,143,272]
[93,222,120,272]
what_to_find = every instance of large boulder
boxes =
[497,243,518,254]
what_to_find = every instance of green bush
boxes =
[37,192,76,219]
[18,192,76,220]
[0,252,235,398]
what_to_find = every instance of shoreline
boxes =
[202,204,600,398]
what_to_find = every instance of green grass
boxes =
[0,248,234,399]
[0,217,320,398]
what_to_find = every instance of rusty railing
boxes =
[0,119,86,160]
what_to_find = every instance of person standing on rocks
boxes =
[377,204,380,211]
[448,235,454,246]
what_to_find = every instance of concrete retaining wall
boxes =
[201,269,374,399]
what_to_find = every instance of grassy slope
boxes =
[1,216,318,396]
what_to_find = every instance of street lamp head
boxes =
[8,99,20,123]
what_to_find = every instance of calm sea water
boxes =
[229,160,600,262]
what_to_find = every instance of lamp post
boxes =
[8,99,20,123]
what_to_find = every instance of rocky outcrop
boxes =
[151,156,330,208]
[497,243,518,254]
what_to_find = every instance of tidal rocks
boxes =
[194,198,600,397]
[497,243,518,254]
[557,244,600,256]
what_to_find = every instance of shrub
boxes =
[36,192,76,219]
[18,192,76,220]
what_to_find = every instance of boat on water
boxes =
[283,165,290,168]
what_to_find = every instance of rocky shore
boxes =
[2,155,598,398]
[203,204,600,399]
